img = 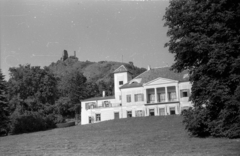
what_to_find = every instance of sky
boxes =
[0,0,174,80]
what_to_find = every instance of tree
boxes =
[57,69,90,118]
[0,70,10,134]
[8,65,58,114]
[164,0,240,138]
[8,65,60,134]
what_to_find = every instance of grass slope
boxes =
[0,116,239,156]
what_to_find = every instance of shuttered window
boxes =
[136,110,143,117]
[159,108,165,115]
[134,94,144,102]
[127,95,131,102]
[96,114,101,121]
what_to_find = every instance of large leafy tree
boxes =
[7,65,61,134]
[0,70,10,132]
[56,69,98,117]
[8,65,58,114]
[164,0,240,138]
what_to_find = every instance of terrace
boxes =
[146,86,179,104]
[86,101,121,110]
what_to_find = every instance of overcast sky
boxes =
[1,0,173,80]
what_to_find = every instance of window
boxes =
[136,110,144,117]
[102,101,111,107]
[183,91,188,97]
[149,109,155,116]
[148,94,155,103]
[159,93,165,102]
[134,94,144,102]
[86,102,96,109]
[119,81,123,85]
[114,112,119,119]
[170,107,176,115]
[96,114,101,121]
[181,89,189,98]
[127,111,132,118]
[168,92,176,101]
[127,95,131,102]
[159,108,165,115]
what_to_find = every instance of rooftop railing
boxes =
[87,103,121,110]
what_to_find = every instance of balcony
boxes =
[146,86,178,104]
[86,102,121,110]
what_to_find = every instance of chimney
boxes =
[102,91,105,97]
[74,51,76,57]
[147,65,151,71]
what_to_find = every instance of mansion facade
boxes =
[81,65,193,125]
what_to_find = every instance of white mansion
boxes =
[81,65,193,125]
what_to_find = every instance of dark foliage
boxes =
[10,111,62,134]
[0,70,10,134]
[164,0,240,138]
[57,68,98,118]
[182,108,210,137]
[97,79,114,97]
[7,65,62,134]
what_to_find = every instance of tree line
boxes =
[0,65,115,135]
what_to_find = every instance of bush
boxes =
[183,100,240,138]
[182,107,210,137]
[10,111,62,134]
[52,114,65,124]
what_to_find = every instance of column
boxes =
[155,88,158,103]
[165,105,168,115]
[165,87,168,102]
[145,90,148,103]
[175,85,179,101]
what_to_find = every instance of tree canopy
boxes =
[56,68,98,117]
[8,65,58,114]
[0,70,10,132]
[164,0,240,138]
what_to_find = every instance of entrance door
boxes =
[89,117,91,123]
[114,112,119,119]
[170,107,176,115]
[149,109,155,116]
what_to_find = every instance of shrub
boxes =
[10,111,62,134]
[182,107,210,137]
[183,101,240,138]
[52,114,65,124]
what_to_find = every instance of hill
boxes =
[0,116,239,155]
[48,56,146,84]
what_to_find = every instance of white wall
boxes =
[121,87,145,106]
[114,72,131,102]
[179,81,193,111]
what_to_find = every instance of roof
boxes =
[81,96,115,102]
[113,65,129,74]
[120,67,189,89]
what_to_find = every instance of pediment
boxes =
[114,65,128,73]
[144,77,178,86]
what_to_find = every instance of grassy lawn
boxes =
[0,116,239,156]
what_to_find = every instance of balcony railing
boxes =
[87,103,121,110]
[147,98,177,104]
